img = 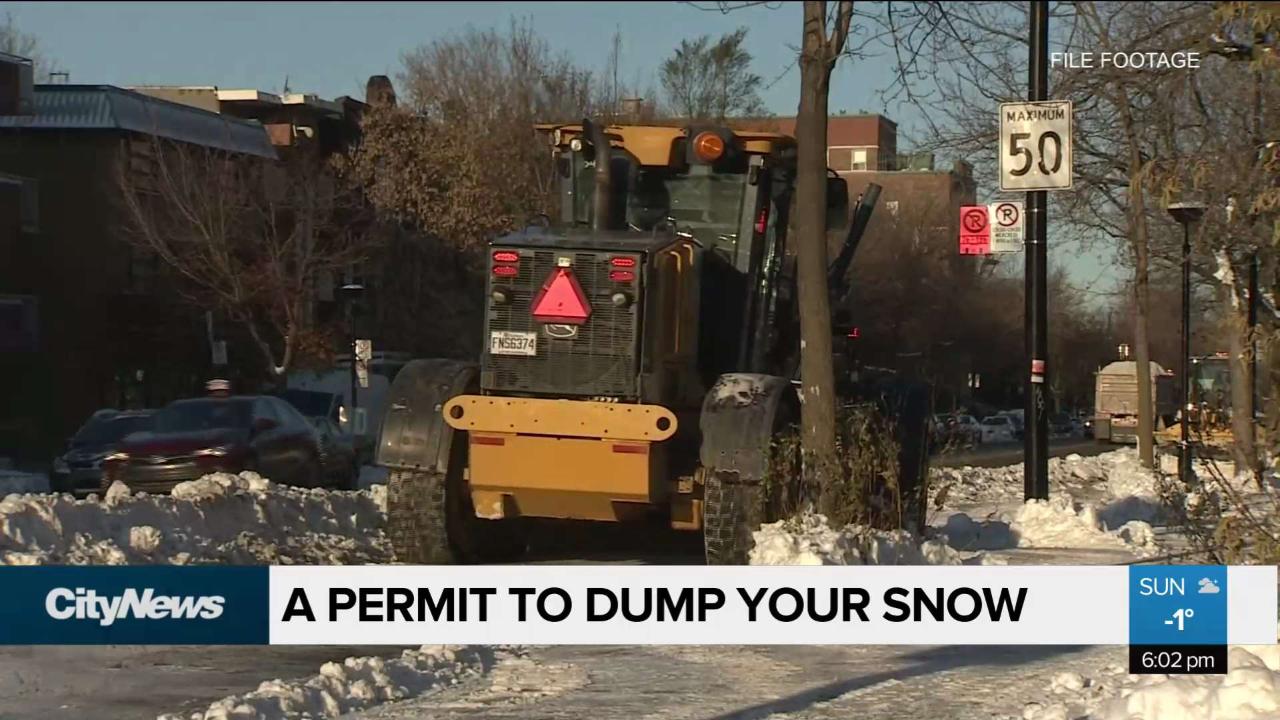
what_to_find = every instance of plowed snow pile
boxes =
[934,449,1164,555]
[0,473,390,565]
[158,645,498,720]
[1011,497,1159,553]
[941,494,1160,555]
[749,512,964,565]
[931,449,1152,508]
[1018,646,1280,720]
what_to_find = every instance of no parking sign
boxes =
[958,202,1024,255]
[990,201,1024,253]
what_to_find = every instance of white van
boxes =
[287,352,410,463]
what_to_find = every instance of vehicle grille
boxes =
[484,249,639,398]
[120,464,204,486]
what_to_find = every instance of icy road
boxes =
[0,642,1120,720]
[347,645,1121,720]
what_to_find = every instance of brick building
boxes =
[757,113,976,229]
[0,59,277,459]
[749,113,981,393]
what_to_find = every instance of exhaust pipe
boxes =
[583,117,612,231]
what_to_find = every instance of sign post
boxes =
[1000,2,1072,502]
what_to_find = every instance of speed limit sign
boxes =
[999,100,1072,191]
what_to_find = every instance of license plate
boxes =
[490,331,537,356]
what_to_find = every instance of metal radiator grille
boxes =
[484,250,640,397]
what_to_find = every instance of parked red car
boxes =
[103,395,324,493]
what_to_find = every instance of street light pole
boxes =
[1168,202,1205,485]
[1024,0,1050,501]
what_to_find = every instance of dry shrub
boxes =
[762,401,905,530]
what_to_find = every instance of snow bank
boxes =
[1019,646,1280,720]
[1012,497,1158,553]
[0,470,48,495]
[158,645,496,720]
[749,512,963,565]
[931,449,1150,509]
[941,495,1159,555]
[0,472,389,565]
[932,449,1167,555]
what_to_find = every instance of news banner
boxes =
[1,565,1274,675]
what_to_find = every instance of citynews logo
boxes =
[45,587,225,627]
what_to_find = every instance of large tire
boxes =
[386,430,527,564]
[386,468,453,564]
[703,472,766,565]
[701,376,799,566]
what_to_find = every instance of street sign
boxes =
[999,100,1073,191]
[211,340,227,366]
[990,201,1025,253]
[959,205,990,255]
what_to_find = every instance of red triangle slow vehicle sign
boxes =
[531,267,592,325]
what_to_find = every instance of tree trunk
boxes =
[796,2,840,511]
[1131,213,1156,469]
[1225,294,1258,476]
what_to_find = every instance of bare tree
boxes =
[598,27,664,122]
[339,20,598,249]
[1150,10,1280,477]
[660,27,766,121]
[792,1,853,514]
[117,139,373,379]
[0,12,62,81]
[881,1,1211,468]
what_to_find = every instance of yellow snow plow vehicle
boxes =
[375,120,931,565]
[1155,353,1235,453]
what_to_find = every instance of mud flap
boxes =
[376,359,478,472]
[700,373,796,565]
[699,373,797,482]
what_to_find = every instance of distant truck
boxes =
[287,352,411,464]
[1092,361,1176,444]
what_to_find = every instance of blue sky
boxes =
[6,1,1118,300]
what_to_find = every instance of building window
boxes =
[826,146,874,172]
[827,147,852,171]
[0,174,37,233]
[0,295,38,352]
[125,244,158,295]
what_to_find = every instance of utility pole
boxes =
[1024,0,1050,501]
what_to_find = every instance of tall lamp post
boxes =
[1168,202,1205,485]
[338,280,365,435]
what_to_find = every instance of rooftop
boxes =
[128,86,346,116]
[0,84,277,158]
